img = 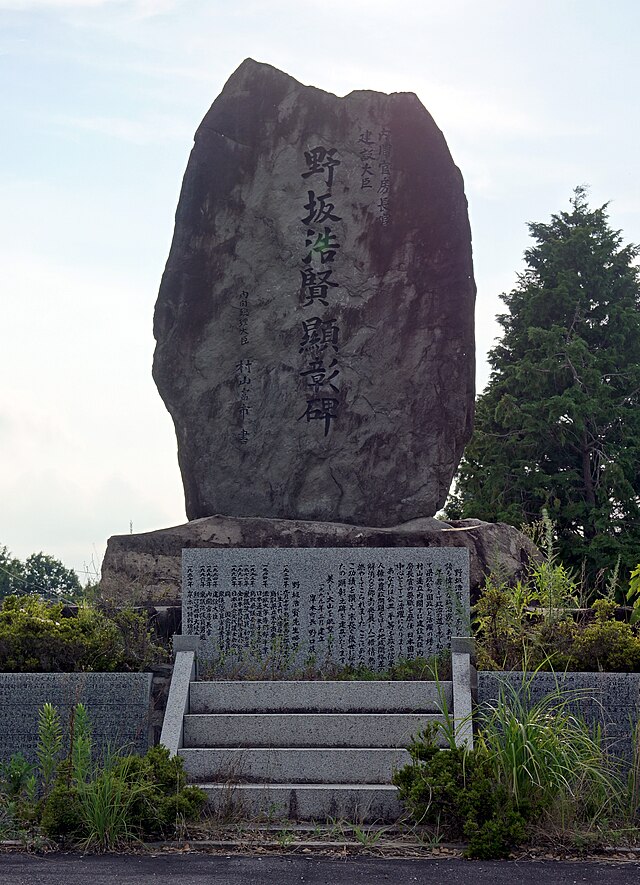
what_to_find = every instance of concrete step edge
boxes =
[188,680,451,714]
[184,712,446,719]
[200,782,399,791]
[180,746,410,752]
[190,680,449,687]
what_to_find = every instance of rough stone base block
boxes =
[100,514,539,607]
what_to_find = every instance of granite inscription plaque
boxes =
[183,547,470,669]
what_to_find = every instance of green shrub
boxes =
[473,577,540,670]
[571,600,640,671]
[0,752,35,799]
[106,744,206,838]
[474,577,640,673]
[474,509,640,673]
[393,726,527,858]
[40,779,83,840]
[0,595,165,672]
[0,752,38,837]
[41,745,206,848]
[31,702,206,849]
[42,751,144,849]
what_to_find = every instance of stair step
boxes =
[179,746,411,784]
[189,680,450,714]
[200,782,402,822]
[183,712,445,748]
[178,679,455,823]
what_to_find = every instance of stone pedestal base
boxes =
[99,515,539,607]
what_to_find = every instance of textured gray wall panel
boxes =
[0,672,152,765]
[183,547,470,670]
[478,671,640,763]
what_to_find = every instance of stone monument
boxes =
[152,58,475,526]
[100,59,539,608]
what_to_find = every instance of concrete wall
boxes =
[0,672,153,765]
[477,671,640,763]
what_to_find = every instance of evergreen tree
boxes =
[450,188,640,587]
[21,552,82,600]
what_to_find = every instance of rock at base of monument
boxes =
[99,515,539,608]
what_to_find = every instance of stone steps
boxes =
[179,746,412,784]
[183,711,445,749]
[177,678,450,822]
[161,642,474,824]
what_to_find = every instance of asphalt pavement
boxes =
[1,853,640,885]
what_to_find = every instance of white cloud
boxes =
[50,111,192,144]
[0,0,176,11]
[0,0,120,8]
[126,0,177,18]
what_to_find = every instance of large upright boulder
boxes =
[153,59,475,526]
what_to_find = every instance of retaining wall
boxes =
[0,672,154,765]
[477,671,640,763]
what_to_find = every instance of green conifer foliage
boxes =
[450,189,640,584]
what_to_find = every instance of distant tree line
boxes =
[0,545,82,601]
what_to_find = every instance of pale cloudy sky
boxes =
[1,0,639,580]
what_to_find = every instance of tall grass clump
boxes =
[33,704,207,850]
[394,669,635,858]
[477,673,622,830]
[74,748,149,852]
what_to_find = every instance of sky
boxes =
[1,0,639,582]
